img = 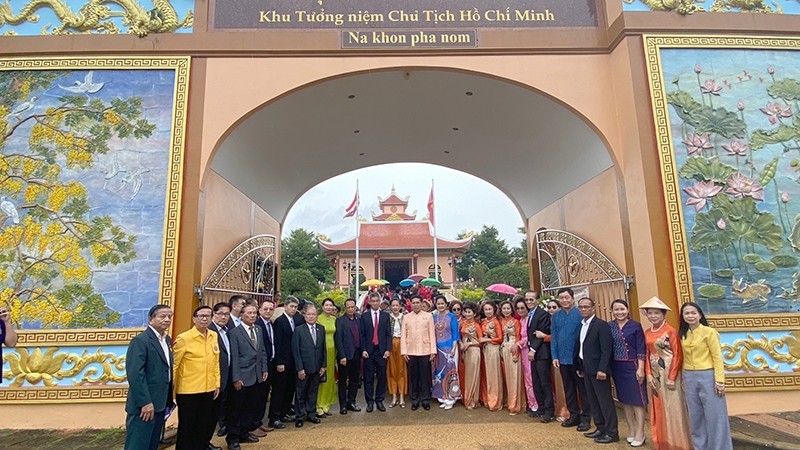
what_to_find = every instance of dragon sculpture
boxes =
[0,0,193,36]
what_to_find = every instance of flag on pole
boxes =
[344,188,359,218]
[427,184,435,226]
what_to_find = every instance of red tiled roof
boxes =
[378,192,408,206]
[319,221,472,251]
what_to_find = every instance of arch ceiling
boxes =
[211,69,612,222]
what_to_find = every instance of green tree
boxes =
[484,263,530,289]
[0,71,149,329]
[510,226,529,263]
[457,225,511,279]
[280,268,322,300]
[281,228,334,282]
[468,260,489,286]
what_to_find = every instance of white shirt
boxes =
[216,324,231,365]
[391,313,402,338]
[579,315,594,360]
[148,325,171,380]
[285,312,295,331]
[308,323,318,344]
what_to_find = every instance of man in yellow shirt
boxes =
[400,295,436,410]
[173,305,221,450]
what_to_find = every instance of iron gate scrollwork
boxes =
[200,234,277,305]
[535,229,634,321]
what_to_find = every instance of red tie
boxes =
[372,311,379,346]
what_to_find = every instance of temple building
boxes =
[319,187,471,289]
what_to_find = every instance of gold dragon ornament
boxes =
[2,347,127,386]
[0,0,193,36]
[722,330,800,373]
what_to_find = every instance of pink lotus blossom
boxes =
[722,138,749,156]
[782,192,790,203]
[700,79,723,96]
[737,100,745,111]
[683,180,723,211]
[683,132,714,156]
[768,66,775,75]
[694,64,702,74]
[760,101,792,125]
[725,173,764,201]
[717,218,727,230]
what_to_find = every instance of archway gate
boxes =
[535,229,634,320]
[199,235,278,306]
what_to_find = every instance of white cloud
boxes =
[284,163,526,247]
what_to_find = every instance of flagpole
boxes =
[431,179,438,282]
[354,179,360,305]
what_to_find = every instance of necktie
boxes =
[266,321,274,357]
[372,311,379,346]
[249,326,256,346]
[311,325,317,345]
[289,316,295,332]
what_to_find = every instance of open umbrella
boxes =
[420,277,442,287]
[408,273,426,282]
[361,278,386,287]
[399,278,415,287]
[380,279,391,285]
[485,283,518,296]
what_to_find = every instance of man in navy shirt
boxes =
[550,287,591,431]
[0,306,18,385]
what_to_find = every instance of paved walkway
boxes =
[3,405,800,449]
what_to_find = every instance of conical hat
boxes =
[639,296,672,311]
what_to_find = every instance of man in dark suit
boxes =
[210,302,232,437]
[360,292,391,412]
[334,298,363,415]
[575,297,618,444]
[252,299,276,434]
[226,303,269,450]
[268,296,304,429]
[526,292,555,422]
[124,305,174,450]
[292,303,327,427]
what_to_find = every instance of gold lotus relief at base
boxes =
[722,331,800,373]
[2,347,126,387]
[0,0,193,36]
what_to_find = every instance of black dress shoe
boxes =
[584,429,604,439]
[295,420,304,428]
[540,415,554,423]
[315,413,326,419]
[288,407,296,416]
[217,425,227,437]
[324,411,333,416]
[340,408,347,415]
[366,403,374,412]
[280,415,292,422]
[422,403,431,410]
[227,442,241,450]
[561,417,580,427]
[347,403,361,412]
[307,416,321,424]
[239,435,259,443]
[268,420,285,429]
[208,445,223,450]
[576,422,592,432]
[594,435,619,444]
[411,403,419,410]
[376,402,386,412]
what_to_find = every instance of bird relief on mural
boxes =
[0,67,177,331]
[0,0,193,36]
[662,47,800,316]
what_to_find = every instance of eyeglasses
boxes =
[547,306,559,310]
[196,315,212,319]
[451,308,461,312]
[214,312,230,316]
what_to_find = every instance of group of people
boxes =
[123,287,733,450]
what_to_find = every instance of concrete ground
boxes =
[3,403,799,449]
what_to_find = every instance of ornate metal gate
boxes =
[198,234,277,305]
[535,229,634,321]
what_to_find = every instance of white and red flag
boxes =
[427,184,435,226]
[344,188,359,218]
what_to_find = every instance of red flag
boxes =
[427,185,434,226]
[344,189,359,218]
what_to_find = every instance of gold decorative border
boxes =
[644,35,800,334]
[726,373,800,391]
[0,386,128,404]
[0,56,189,403]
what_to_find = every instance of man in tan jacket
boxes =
[400,295,436,410]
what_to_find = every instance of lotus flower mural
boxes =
[663,47,800,315]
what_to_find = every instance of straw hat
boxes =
[639,296,672,311]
